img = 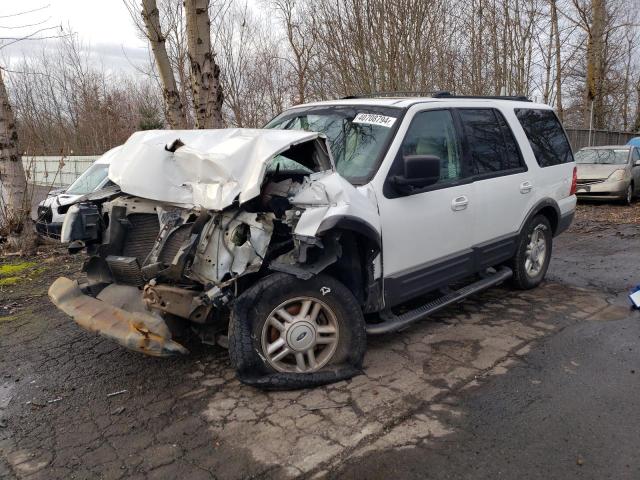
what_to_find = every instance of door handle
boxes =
[451,195,468,211]
[520,181,533,194]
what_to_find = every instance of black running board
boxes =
[366,267,513,335]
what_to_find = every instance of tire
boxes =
[621,183,634,205]
[228,273,367,390]
[508,214,552,290]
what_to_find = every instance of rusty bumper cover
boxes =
[48,277,188,357]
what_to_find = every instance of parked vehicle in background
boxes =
[574,146,640,205]
[48,94,576,389]
[34,147,121,238]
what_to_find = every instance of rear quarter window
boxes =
[515,109,574,167]
[458,108,525,175]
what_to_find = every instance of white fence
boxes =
[22,155,100,188]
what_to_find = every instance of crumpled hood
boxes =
[108,129,333,210]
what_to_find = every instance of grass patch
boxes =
[0,261,37,277]
[0,277,20,286]
[0,261,41,287]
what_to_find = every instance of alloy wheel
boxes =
[524,225,547,277]
[261,296,339,373]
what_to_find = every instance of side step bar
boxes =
[366,267,513,335]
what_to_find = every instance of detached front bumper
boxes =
[48,277,188,357]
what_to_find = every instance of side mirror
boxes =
[392,155,441,190]
[634,160,640,166]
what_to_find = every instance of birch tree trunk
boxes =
[551,0,563,121]
[184,0,224,129]
[0,68,28,234]
[141,0,188,129]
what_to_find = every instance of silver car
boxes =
[575,145,640,204]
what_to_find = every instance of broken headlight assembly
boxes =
[60,202,102,252]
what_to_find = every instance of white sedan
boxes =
[35,146,121,238]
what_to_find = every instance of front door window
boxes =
[400,109,463,183]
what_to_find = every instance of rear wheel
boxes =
[229,273,366,389]
[508,215,552,290]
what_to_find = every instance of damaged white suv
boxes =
[49,94,577,389]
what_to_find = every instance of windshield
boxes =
[575,149,629,165]
[65,163,109,195]
[265,106,401,184]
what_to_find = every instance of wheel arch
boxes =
[316,215,381,250]
[316,216,383,313]
[267,215,383,312]
[520,198,560,236]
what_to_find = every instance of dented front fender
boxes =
[48,277,188,357]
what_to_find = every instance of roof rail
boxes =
[341,91,530,102]
[341,91,444,99]
[431,91,530,102]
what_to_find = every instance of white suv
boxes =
[49,94,576,389]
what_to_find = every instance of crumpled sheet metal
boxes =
[108,128,329,211]
[190,211,275,286]
[291,171,381,238]
[48,277,188,357]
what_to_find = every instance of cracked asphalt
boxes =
[1,202,639,479]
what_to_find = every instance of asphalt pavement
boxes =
[1,204,639,479]
[331,212,640,480]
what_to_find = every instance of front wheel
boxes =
[228,273,367,389]
[508,215,552,290]
[622,183,634,205]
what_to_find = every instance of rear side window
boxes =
[515,109,573,167]
[458,109,525,175]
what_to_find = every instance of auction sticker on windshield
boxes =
[353,113,396,128]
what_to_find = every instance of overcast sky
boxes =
[1,1,151,72]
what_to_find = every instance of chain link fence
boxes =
[22,155,100,189]
[17,155,100,222]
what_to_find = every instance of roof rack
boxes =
[341,91,530,102]
[342,91,444,99]
[431,91,530,102]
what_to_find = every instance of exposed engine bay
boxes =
[49,129,382,360]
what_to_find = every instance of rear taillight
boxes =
[570,166,577,195]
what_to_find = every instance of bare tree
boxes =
[0,5,67,248]
[140,0,188,128]
[0,68,28,238]
[634,77,640,131]
[184,0,224,128]
[551,0,564,120]
[9,37,164,155]
[272,0,316,104]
